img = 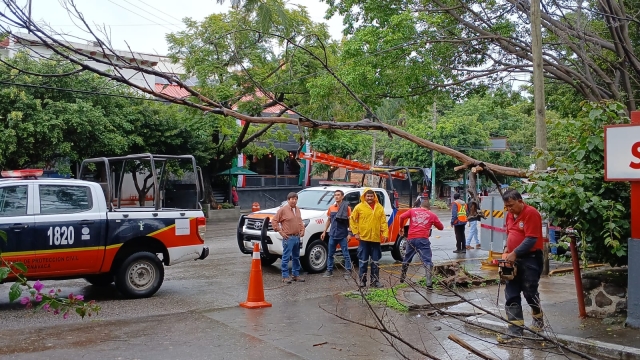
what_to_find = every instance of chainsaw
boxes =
[495,259,517,281]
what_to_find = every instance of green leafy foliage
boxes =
[0,267,9,282]
[310,129,371,178]
[432,200,448,210]
[12,262,27,273]
[522,101,630,265]
[380,89,535,182]
[8,282,21,302]
[0,53,215,171]
[166,3,332,172]
[323,0,640,112]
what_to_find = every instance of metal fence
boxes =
[244,175,299,188]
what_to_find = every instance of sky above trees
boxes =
[23,0,344,54]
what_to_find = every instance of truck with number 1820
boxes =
[0,154,209,299]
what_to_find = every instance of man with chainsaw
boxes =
[498,189,544,343]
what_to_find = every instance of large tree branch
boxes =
[0,0,529,178]
[240,123,274,148]
[234,122,251,152]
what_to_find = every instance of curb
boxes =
[464,315,640,360]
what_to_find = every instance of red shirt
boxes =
[399,208,444,239]
[506,204,543,252]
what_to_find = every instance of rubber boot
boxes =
[399,263,409,283]
[359,263,367,288]
[531,308,544,332]
[371,262,382,288]
[497,304,524,344]
[425,265,434,290]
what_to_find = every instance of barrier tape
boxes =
[480,224,507,233]
[482,224,551,243]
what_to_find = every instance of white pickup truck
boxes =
[237,185,408,273]
[0,154,209,299]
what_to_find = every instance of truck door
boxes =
[374,190,396,245]
[344,191,361,248]
[0,184,35,271]
[33,184,106,275]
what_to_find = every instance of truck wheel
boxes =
[302,239,327,273]
[84,274,114,287]
[260,254,279,267]
[391,236,407,262]
[115,252,164,299]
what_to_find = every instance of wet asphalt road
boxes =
[0,211,577,359]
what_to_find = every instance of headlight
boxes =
[303,219,310,227]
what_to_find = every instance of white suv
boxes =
[236,185,406,273]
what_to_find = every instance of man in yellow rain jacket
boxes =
[350,188,389,288]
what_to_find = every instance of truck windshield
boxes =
[295,190,335,210]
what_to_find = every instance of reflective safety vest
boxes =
[455,202,468,222]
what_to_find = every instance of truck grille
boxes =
[245,218,273,232]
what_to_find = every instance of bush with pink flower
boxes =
[1,231,100,318]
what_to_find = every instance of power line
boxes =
[118,0,181,30]
[105,0,175,32]
[137,0,183,23]
[51,23,182,27]
[0,80,164,102]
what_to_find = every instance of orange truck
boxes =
[0,154,209,298]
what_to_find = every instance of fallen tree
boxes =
[0,0,529,180]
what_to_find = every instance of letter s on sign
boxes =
[631,141,640,169]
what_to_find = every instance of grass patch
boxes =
[343,284,409,312]
[366,287,408,312]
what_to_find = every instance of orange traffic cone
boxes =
[240,242,272,309]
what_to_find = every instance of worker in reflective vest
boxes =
[450,193,468,253]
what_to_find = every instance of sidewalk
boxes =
[391,262,640,359]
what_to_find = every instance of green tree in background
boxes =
[523,101,630,265]
[0,53,214,173]
[380,90,536,185]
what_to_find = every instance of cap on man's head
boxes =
[453,193,460,200]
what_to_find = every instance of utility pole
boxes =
[430,102,437,202]
[531,0,547,171]
[27,0,32,34]
[370,132,376,187]
[531,0,549,275]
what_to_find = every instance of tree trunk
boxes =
[327,168,336,180]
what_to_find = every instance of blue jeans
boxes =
[281,235,301,278]
[466,221,479,246]
[357,240,381,283]
[402,238,433,268]
[328,236,352,271]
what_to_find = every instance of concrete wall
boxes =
[236,186,302,210]
[582,268,627,318]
